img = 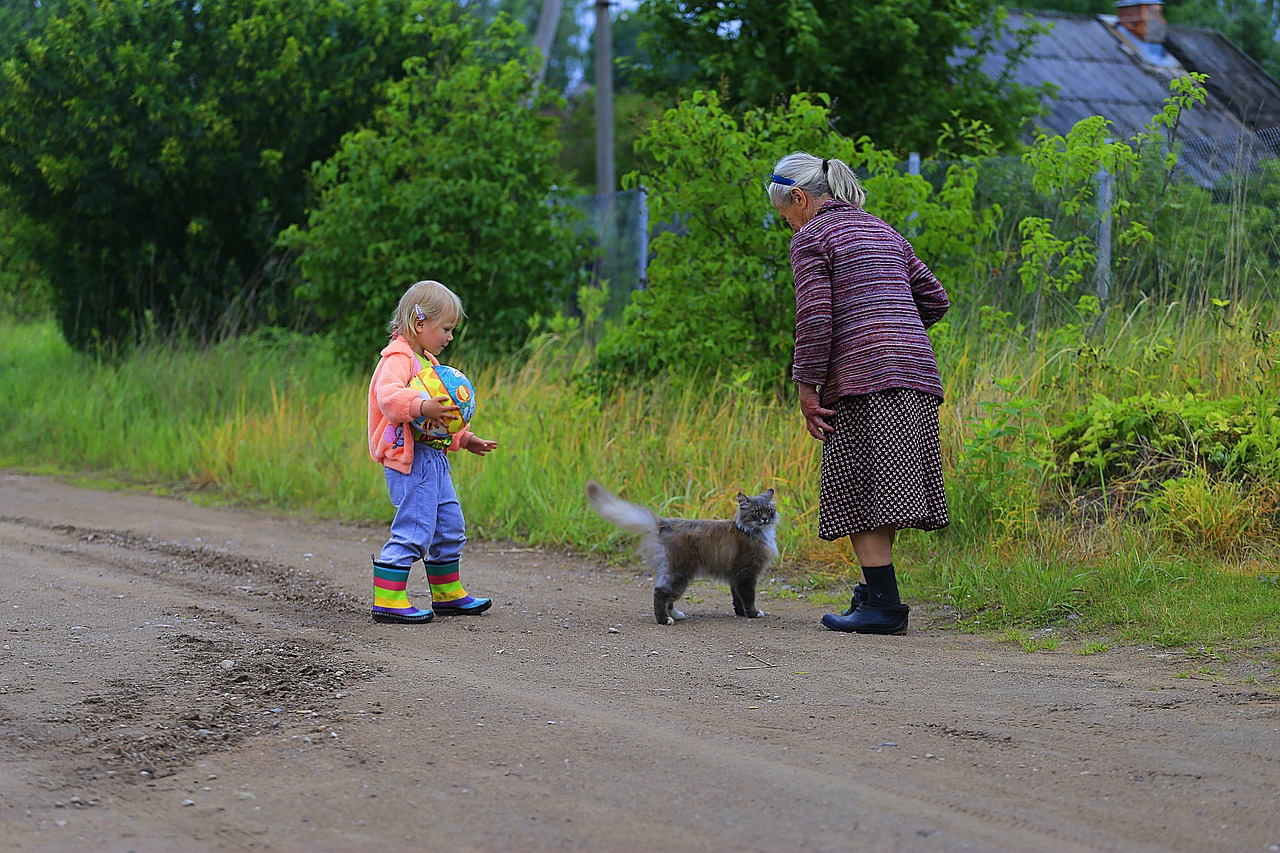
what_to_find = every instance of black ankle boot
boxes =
[840,583,869,616]
[821,601,909,635]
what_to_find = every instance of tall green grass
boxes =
[2,312,1277,649]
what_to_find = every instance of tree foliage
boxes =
[0,0,464,349]
[1005,0,1110,13]
[597,90,995,385]
[592,7,698,94]
[627,0,1048,154]
[283,17,586,364]
[461,0,590,94]
[0,0,64,58]
[0,1,63,321]
[0,187,51,320]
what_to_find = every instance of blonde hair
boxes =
[767,151,866,209]
[389,280,465,339]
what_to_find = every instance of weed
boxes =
[2,305,1278,651]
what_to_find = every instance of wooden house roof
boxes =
[1162,26,1280,130]
[985,10,1280,182]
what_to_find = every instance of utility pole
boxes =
[594,0,614,196]
[592,0,616,294]
[531,0,564,90]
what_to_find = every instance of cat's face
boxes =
[735,488,777,530]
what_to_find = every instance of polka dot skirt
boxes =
[818,388,949,541]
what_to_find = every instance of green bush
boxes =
[0,0,461,349]
[599,90,995,386]
[950,387,1054,542]
[1142,467,1278,545]
[284,16,586,363]
[1051,390,1280,491]
[0,190,51,320]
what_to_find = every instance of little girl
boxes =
[366,279,499,624]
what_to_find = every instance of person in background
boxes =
[768,151,950,635]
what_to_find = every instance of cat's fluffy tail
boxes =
[585,480,658,535]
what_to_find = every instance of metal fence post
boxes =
[907,152,921,236]
[638,188,648,288]
[1094,162,1112,305]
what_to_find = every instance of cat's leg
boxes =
[653,579,692,624]
[730,574,767,618]
[653,586,679,625]
[653,564,691,625]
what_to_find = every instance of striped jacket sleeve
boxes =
[903,237,949,328]
[790,227,833,387]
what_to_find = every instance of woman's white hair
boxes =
[767,151,866,209]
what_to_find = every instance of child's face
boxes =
[414,317,455,356]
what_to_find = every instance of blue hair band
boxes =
[769,173,796,186]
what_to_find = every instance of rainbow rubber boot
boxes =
[426,560,492,615]
[371,559,435,624]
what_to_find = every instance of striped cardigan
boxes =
[790,199,949,404]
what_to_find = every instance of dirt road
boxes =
[1,472,1277,853]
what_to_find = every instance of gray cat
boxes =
[585,480,778,625]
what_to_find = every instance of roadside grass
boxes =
[2,314,1277,651]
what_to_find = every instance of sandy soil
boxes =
[1,471,1277,853]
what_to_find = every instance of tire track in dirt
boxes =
[0,512,369,806]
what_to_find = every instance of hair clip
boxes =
[413,304,426,322]
[769,173,796,186]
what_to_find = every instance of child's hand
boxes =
[464,433,498,456]
[419,394,460,430]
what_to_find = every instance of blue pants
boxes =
[378,444,466,568]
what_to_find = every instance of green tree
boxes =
[0,0,64,320]
[284,17,586,363]
[463,0,590,93]
[0,0,465,349]
[597,90,996,383]
[590,7,698,94]
[0,187,52,320]
[558,91,666,191]
[0,0,64,57]
[628,0,1048,154]
[1003,0,1111,14]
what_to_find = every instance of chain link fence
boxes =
[575,126,1280,319]
[570,188,648,320]
[914,125,1280,308]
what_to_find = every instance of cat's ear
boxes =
[737,491,748,503]
[764,488,775,500]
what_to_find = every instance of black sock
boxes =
[862,564,901,608]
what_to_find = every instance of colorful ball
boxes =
[409,358,476,439]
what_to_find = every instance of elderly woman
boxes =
[769,151,950,635]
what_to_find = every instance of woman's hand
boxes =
[798,384,836,441]
[419,394,460,430]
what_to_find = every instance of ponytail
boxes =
[768,151,866,209]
